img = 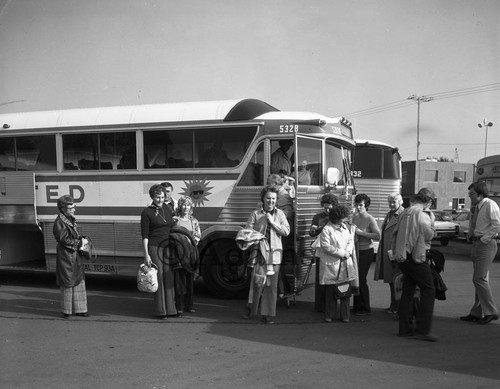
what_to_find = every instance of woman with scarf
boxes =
[53,195,89,319]
[141,184,177,319]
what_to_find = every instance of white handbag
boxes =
[137,264,158,293]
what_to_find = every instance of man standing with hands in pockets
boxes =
[460,181,500,324]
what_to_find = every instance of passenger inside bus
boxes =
[200,143,236,168]
[297,160,311,185]
[271,139,293,176]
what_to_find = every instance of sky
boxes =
[0,0,499,163]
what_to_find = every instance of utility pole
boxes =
[408,94,434,161]
[478,119,493,157]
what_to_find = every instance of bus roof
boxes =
[0,99,279,130]
[476,155,500,166]
[355,139,396,148]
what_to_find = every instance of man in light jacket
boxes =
[392,187,437,341]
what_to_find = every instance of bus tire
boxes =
[200,238,251,299]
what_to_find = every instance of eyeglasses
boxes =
[66,205,76,210]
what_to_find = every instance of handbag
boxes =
[79,236,96,262]
[333,281,352,299]
[137,263,158,293]
[332,258,352,299]
[253,263,267,288]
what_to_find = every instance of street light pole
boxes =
[408,94,434,161]
[478,119,493,157]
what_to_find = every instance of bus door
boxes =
[0,171,45,267]
[293,135,326,289]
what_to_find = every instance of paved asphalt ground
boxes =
[1,239,499,389]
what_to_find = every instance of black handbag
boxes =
[332,258,352,299]
[333,281,352,299]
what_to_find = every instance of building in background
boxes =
[401,160,475,210]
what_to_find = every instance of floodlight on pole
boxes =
[478,119,493,157]
[408,94,434,161]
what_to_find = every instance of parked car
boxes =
[433,214,459,246]
[433,210,454,221]
[454,211,471,241]
[442,209,470,221]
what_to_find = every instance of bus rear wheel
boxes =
[201,238,251,299]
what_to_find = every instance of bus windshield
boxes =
[353,144,401,179]
[295,137,351,186]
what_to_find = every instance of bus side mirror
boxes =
[326,167,340,187]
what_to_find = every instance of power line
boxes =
[340,82,500,118]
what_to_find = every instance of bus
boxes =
[0,98,355,298]
[352,139,402,227]
[474,154,500,206]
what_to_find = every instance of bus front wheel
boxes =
[201,239,251,299]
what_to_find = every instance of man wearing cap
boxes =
[460,181,500,324]
[271,140,293,176]
[391,187,438,341]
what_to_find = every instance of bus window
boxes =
[353,146,380,178]
[0,137,16,171]
[383,148,401,179]
[270,139,294,176]
[0,135,56,171]
[63,134,98,170]
[238,142,264,186]
[325,141,348,186]
[100,132,136,170]
[144,129,193,169]
[296,138,321,185]
[195,127,256,168]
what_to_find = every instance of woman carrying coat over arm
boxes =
[53,195,89,319]
[246,185,290,324]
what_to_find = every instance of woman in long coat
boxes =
[373,192,404,313]
[246,185,290,324]
[53,195,89,319]
[317,204,357,323]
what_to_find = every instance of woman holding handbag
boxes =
[141,184,177,319]
[53,195,89,319]
[317,204,357,323]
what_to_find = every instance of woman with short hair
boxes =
[245,185,290,324]
[141,184,177,319]
[53,195,89,319]
[352,193,381,316]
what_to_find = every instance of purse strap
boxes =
[336,257,349,280]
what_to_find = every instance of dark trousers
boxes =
[325,285,350,321]
[314,257,326,312]
[175,269,194,312]
[398,259,435,336]
[353,248,373,313]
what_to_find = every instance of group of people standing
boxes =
[140,182,201,320]
[53,182,201,320]
[53,177,499,337]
